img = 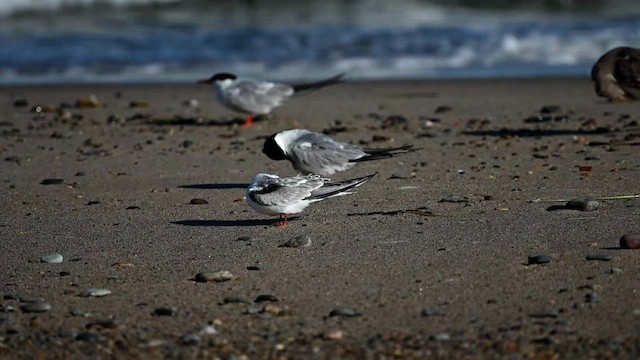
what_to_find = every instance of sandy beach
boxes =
[0,79,639,358]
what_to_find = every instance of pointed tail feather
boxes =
[308,173,376,200]
[292,73,345,93]
[353,145,419,162]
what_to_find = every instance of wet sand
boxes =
[0,79,639,358]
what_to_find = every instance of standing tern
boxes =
[246,173,375,226]
[262,129,418,176]
[197,73,345,128]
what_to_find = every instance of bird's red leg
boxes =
[276,213,288,227]
[242,114,254,128]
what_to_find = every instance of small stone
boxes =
[329,307,360,318]
[75,96,100,108]
[620,233,640,249]
[59,271,71,276]
[79,288,111,297]
[539,105,561,114]
[200,325,217,335]
[0,305,16,313]
[610,267,623,274]
[189,198,208,205]
[528,254,551,265]
[421,309,446,317]
[255,294,278,303]
[76,332,105,343]
[126,206,141,210]
[585,292,600,303]
[586,254,612,261]
[430,333,451,341]
[262,304,284,316]
[223,296,253,305]
[435,105,452,114]
[195,271,234,283]
[13,99,28,108]
[181,333,200,345]
[236,236,252,242]
[529,310,559,318]
[439,195,469,203]
[86,318,118,329]
[41,253,63,264]
[247,266,260,271]
[129,101,149,108]
[280,235,311,248]
[21,302,51,313]
[19,296,45,303]
[70,308,91,317]
[154,307,177,316]
[323,329,343,340]
[40,178,64,185]
[5,156,24,165]
[565,197,599,211]
[87,200,101,205]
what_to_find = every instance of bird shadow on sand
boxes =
[172,217,300,227]
[462,128,616,138]
[179,183,249,190]
[146,117,246,127]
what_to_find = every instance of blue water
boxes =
[0,0,640,84]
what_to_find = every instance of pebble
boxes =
[195,271,234,283]
[529,310,559,318]
[111,261,135,269]
[70,308,91,317]
[40,253,63,264]
[585,292,600,303]
[223,296,253,305]
[76,332,106,344]
[280,235,311,248]
[439,195,469,203]
[610,267,623,274]
[189,198,208,205]
[21,302,51,313]
[329,307,361,318]
[40,178,64,185]
[126,205,141,210]
[528,254,551,265]
[434,105,452,114]
[620,233,640,249]
[565,197,600,211]
[255,294,278,303]
[430,333,451,341]
[59,271,71,276]
[0,305,16,313]
[262,304,284,316]
[19,296,45,303]
[585,254,612,261]
[78,288,111,297]
[154,307,177,316]
[5,156,24,165]
[421,309,446,317]
[181,333,201,345]
[323,329,344,340]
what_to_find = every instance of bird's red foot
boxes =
[274,214,288,227]
[242,115,254,128]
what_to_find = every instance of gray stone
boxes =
[41,253,63,264]
[528,254,551,265]
[79,288,111,297]
[529,310,559,318]
[329,307,361,318]
[195,271,234,283]
[280,235,311,248]
[565,197,599,211]
[586,254,612,261]
[21,302,51,313]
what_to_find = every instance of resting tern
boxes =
[246,173,375,226]
[262,129,418,176]
[197,73,344,127]
[591,46,640,101]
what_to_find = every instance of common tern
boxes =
[197,73,345,127]
[262,129,418,176]
[246,172,375,226]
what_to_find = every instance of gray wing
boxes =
[225,79,294,114]
[252,175,326,206]
[289,133,368,175]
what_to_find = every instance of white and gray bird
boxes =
[197,73,344,128]
[262,129,418,176]
[246,172,375,226]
